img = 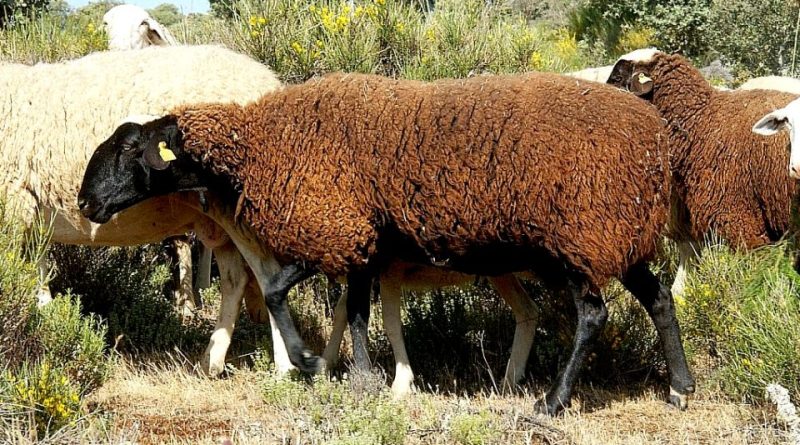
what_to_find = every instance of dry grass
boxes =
[85,360,787,445]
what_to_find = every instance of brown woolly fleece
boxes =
[173,72,669,290]
[624,53,798,247]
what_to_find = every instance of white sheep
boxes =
[101,4,212,315]
[566,65,614,83]
[0,44,282,376]
[322,266,538,396]
[740,76,800,95]
[103,4,177,51]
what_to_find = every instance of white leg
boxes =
[173,236,197,318]
[381,278,414,398]
[36,255,53,307]
[200,241,246,377]
[489,275,538,391]
[195,242,213,293]
[269,308,296,375]
[321,292,348,370]
[671,241,700,298]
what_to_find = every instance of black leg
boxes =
[622,262,695,409]
[535,278,607,415]
[346,271,373,372]
[263,263,321,373]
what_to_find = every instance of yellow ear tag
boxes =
[637,73,653,84]
[158,141,177,162]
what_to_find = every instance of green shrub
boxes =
[0,10,107,63]
[261,372,408,444]
[33,293,109,392]
[48,244,210,353]
[449,409,501,445]
[706,0,800,78]
[679,242,800,402]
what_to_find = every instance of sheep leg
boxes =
[622,262,695,410]
[261,263,322,373]
[535,280,607,416]
[194,242,213,295]
[380,277,415,398]
[346,271,373,372]
[200,240,246,377]
[35,255,53,307]
[172,236,197,318]
[670,240,700,297]
[489,275,539,391]
[321,292,349,370]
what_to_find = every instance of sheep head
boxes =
[753,98,800,179]
[78,115,201,223]
[607,48,663,97]
[103,4,177,51]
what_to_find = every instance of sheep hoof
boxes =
[668,386,690,410]
[297,351,324,374]
[534,396,568,416]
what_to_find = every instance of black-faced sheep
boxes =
[78,72,695,414]
[0,44,283,377]
[100,8,212,315]
[607,49,799,296]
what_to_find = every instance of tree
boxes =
[0,0,50,27]
[148,3,182,26]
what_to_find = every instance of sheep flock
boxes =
[6,3,800,423]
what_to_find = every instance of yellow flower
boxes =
[424,28,435,42]
[354,5,364,18]
[250,30,260,38]
[315,39,324,48]
[395,22,405,33]
[291,41,305,55]
[375,0,385,5]
[674,294,686,307]
[249,15,257,26]
[529,51,543,69]
[259,17,267,25]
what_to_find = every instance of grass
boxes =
[83,361,787,445]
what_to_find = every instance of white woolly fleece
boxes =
[740,76,800,95]
[0,45,282,234]
[103,4,177,50]
[617,47,662,63]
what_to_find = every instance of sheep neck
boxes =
[649,54,714,160]
[175,103,250,191]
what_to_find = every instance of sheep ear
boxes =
[143,141,172,170]
[752,111,790,136]
[142,18,177,46]
[630,71,653,96]
[607,59,633,87]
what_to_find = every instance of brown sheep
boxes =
[78,72,693,415]
[607,49,799,295]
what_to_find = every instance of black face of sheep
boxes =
[78,116,198,223]
[607,59,654,98]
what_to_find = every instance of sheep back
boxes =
[178,72,670,290]
[644,54,798,247]
[0,45,281,228]
[739,76,800,95]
